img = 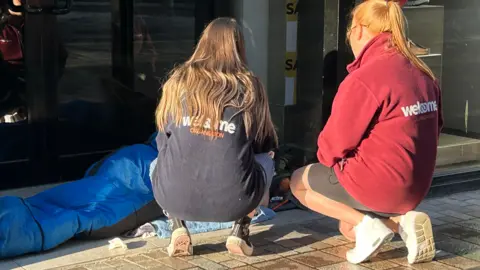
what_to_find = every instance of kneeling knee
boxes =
[290,166,310,194]
[289,170,302,193]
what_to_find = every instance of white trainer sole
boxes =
[226,236,254,256]
[167,228,193,257]
[404,211,436,264]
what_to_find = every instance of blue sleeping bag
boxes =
[0,133,278,259]
[0,136,159,258]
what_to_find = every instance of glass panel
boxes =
[0,1,28,163]
[55,0,196,159]
[133,0,196,98]
[57,0,119,157]
[282,0,326,153]
[408,0,480,175]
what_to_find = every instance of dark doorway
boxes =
[0,0,222,190]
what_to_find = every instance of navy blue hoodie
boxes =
[153,107,275,222]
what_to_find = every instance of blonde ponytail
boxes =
[350,0,436,80]
[387,1,436,80]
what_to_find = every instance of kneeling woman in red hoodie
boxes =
[290,0,442,265]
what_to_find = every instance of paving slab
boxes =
[4,191,480,270]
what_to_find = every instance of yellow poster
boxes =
[285,0,298,106]
[285,51,297,78]
[286,0,298,21]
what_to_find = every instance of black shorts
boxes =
[306,163,398,219]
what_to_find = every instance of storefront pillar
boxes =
[230,0,291,144]
[232,0,326,158]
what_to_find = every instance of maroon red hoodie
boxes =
[317,33,443,214]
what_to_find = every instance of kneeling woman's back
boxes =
[153,18,278,222]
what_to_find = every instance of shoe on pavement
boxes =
[226,216,254,256]
[346,215,395,264]
[167,218,193,257]
[399,211,436,264]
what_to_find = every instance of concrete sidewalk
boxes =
[2,189,480,270]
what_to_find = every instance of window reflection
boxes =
[133,0,196,99]
[133,13,159,99]
[409,0,480,174]
[0,0,68,125]
[55,0,196,156]
[0,0,29,164]
[0,0,26,124]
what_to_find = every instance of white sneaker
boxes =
[399,211,436,264]
[167,226,193,257]
[346,215,395,264]
[167,218,193,257]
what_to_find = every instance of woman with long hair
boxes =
[290,0,442,265]
[153,17,278,257]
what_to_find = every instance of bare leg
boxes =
[384,217,401,234]
[291,165,396,264]
[339,221,356,242]
[290,164,365,226]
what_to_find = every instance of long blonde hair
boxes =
[349,0,435,80]
[155,17,278,145]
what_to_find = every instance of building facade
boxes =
[0,0,479,190]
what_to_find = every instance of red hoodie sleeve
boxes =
[317,77,380,167]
